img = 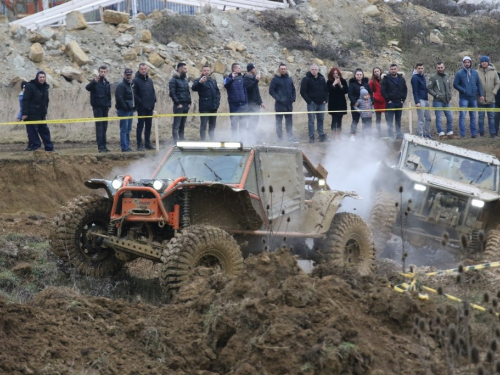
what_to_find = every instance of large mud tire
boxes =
[319,212,375,275]
[370,191,399,255]
[50,195,124,277]
[160,225,243,296]
[483,229,500,262]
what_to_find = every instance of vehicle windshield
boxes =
[155,149,249,184]
[403,143,499,191]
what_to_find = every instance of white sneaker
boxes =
[447,131,454,135]
[438,132,445,137]
[350,135,356,142]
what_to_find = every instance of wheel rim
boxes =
[194,249,228,271]
[344,234,362,264]
[80,220,111,262]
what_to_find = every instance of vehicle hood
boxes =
[401,169,500,201]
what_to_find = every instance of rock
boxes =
[362,5,381,17]
[213,73,224,85]
[187,65,200,81]
[139,30,151,43]
[0,241,18,257]
[148,9,162,20]
[312,58,324,66]
[393,46,403,52]
[116,23,135,33]
[319,66,327,77]
[387,40,399,46]
[103,10,129,25]
[29,43,44,62]
[221,19,229,28]
[45,39,61,50]
[115,33,134,47]
[64,40,89,65]
[224,41,247,52]
[429,31,443,46]
[341,70,353,80]
[10,24,27,39]
[200,56,207,66]
[286,55,294,63]
[13,55,26,67]
[212,60,226,74]
[29,27,55,43]
[65,11,88,30]
[121,47,138,60]
[60,66,83,82]
[148,51,165,67]
[136,12,147,20]
[167,41,182,49]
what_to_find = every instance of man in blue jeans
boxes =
[427,62,454,139]
[300,64,328,143]
[224,63,248,139]
[453,56,484,138]
[115,68,136,152]
[477,55,500,138]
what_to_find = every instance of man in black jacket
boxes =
[169,62,191,141]
[243,63,265,128]
[86,65,111,152]
[269,63,297,143]
[192,65,220,140]
[22,71,55,152]
[381,64,408,139]
[115,68,136,152]
[133,63,157,151]
[300,64,328,142]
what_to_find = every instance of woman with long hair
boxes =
[369,67,385,138]
[347,68,372,141]
[327,67,348,140]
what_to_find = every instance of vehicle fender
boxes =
[84,179,115,200]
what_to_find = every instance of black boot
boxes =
[145,141,154,150]
[137,142,145,151]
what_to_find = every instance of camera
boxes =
[205,76,212,81]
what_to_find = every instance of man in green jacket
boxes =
[427,62,454,139]
[477,56,500,138]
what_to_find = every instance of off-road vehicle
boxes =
[370,134,500,259]
[50,142,375,294]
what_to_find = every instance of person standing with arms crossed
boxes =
[86,65,111,152]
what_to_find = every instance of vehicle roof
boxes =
[404,134,500,165]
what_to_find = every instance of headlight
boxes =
[153,180,164,191]
[318,179,326,187]
[414,183,427,191]
[471,199,485,208]
[112,179,123,190]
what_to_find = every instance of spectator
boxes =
[115,68,136,152]
[348,68,372,141]
[169,62,191,142]
[427,62,454,139]
[369,67,385,138]
[224,63,248,139]
[269,63,297,143]
[381,63,407,139]
[17,80,32,151]
[133,63,157,150]
[477,55,500,138]
[86,65,111,153]
[300,64,328,143]
[243,63,265,128]
[355,87,374,137]
[22,71,55,152]
[192,65,220,141]
[326,67,348,141]
[453,56,484,138]
[411,63,432,138]
[495,70,500,135]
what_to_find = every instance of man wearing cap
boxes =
[169,62,191,141]
[115,68,136,152]
[86,65,111,152]
[224,63,248,139]
[243,63,265,128]
[453,56,484,138]
[477,55,500,138]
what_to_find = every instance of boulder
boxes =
[213,73,224,85]
[122,47,138,60]
[10,24,27,39]
[148,51,165,67]
[286,55,294,63]
[60,66,83,82]
[64,40,89,65]
[103,10,129,25]
[65,11,88,30]
[429,30,444,46]
[115,33,134,47]
[212,60,226,74]
[148,9,162,20]
[362,5,381,17]
[29,43,44,62]
[136,12,147,20]
[312,57,324,66]
[167,41,182,49]
[187,65,201,81]
[29,27,55,43]
[139,30,151,43]
[224,41,247,52]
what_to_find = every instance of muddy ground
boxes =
[2,138,500,374]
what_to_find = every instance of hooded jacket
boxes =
[300,71,328,105]
[453,59,484,100]
[381,73,407,103]
[22,71,50,120]
[477,63,500,104]
[224,73,248,106]
[347,77,372,108]
[243,73,263,106]
[115,78,135,111]
[269,72,296,111]
[192,75,220,112]
[133,71,157,111]
[169,70,191,106]
[356,88,374,118]
[427,71,452,104]
[85,75,111,108]
[411,70,428,103]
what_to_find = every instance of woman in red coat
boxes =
[369,67,385,138]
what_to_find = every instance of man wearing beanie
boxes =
[477,55,500,138]
[453,56,484,138]
[243,63,265,128]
